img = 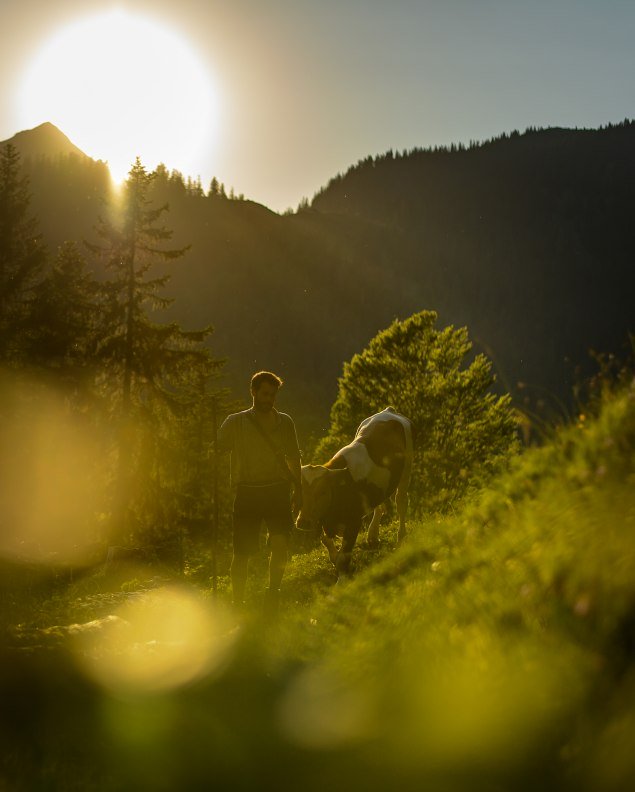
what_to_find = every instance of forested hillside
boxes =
[4,120,635,436]
[312,121,635,407]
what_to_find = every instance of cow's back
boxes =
[356,409,412,464]
[359,419,406,466]
[332,409,413,508]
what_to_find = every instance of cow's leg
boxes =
[321,531,339,567]
[367,504,384,547]
[395,489,408,543]
[336,523,360,578]
[395,457,412,543]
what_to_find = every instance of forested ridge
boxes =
[4,120,634,434]
[311,121,635,405]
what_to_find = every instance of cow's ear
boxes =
[303,464,328,484]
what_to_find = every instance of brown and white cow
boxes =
[296,408,413,576]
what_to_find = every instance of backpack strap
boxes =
[245,411,300,488]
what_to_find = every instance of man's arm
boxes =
[216,414,235,455]
[283,416,303,513]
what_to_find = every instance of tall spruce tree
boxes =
[26,241,102,395]
[0,144,47,363]
[87,158,221,543]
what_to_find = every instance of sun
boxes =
[16,9,218,183]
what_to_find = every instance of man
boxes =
[217,371,302,616]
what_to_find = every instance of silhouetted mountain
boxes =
[5,121,634,438]
[1,122,89,162]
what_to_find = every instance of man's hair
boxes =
[251,370,283,392]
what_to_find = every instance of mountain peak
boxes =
[1,122,89,161]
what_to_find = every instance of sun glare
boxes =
[16,9,218,183]
[75,587,236,694]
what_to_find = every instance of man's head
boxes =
[250,370,283,413]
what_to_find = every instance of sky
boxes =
[1,0,634,213]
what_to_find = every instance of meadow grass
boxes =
[1,380,635,791]
[263,380,635,789]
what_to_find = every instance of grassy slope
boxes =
[1,381,635,791]
[265,381,635,790]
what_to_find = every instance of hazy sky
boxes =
[1,0,634,212]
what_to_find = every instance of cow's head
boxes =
[295,464,344,532]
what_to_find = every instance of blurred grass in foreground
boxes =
[1,379,635,791]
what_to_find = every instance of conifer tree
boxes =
[26,241,101,395]
[87,158,220,542]
[174,374,234,533]
[0,144,47,362]
[208,177,220,198]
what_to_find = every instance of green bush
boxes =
[316,310,519,513]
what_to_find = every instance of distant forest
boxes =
[4,120,635,437]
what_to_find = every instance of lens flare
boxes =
[0,375,105,566]
[277,667,376,749]
[75,586,235,694]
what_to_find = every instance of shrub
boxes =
[316,310,519,513]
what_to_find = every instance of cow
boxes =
[296,407,413,576]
